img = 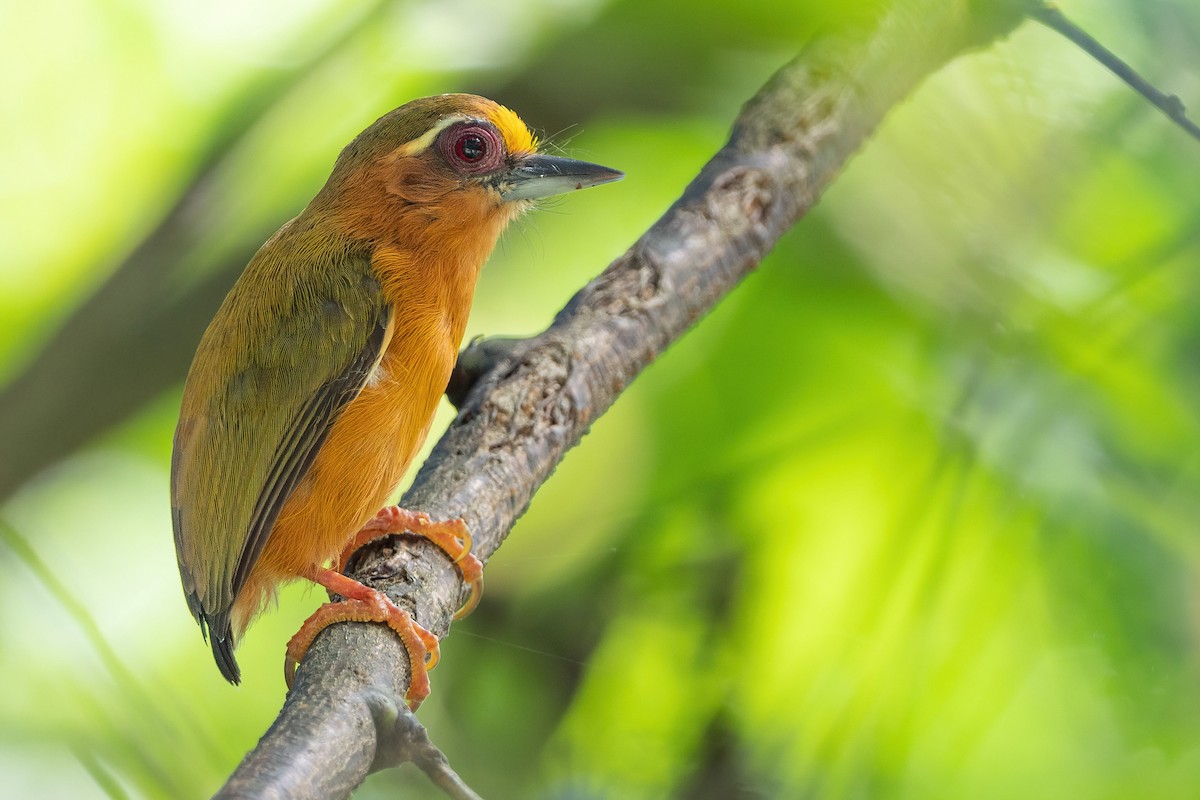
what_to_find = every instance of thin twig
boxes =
[1031,3,1200,141]
[390,712,484,800]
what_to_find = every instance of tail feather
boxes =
[178,550,241,684]
[210,627,241,684]
[191,598,240,684]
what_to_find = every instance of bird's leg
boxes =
[285,566,440,709]
[337,507,484,620]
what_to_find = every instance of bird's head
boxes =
[316,94,622,240]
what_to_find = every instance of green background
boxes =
[2,0,1198,797]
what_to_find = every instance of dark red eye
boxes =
[455,133,486,162]
[438,123,503,174]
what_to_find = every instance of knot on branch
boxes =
[709,166,774,232]
[481,340,576,441]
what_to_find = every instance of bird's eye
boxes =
[455,133,487,162]
[439,123,503,174]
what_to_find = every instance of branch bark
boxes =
[216,1,1031,797]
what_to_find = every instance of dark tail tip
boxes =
[201,610,240,684]
[212,633,241,684]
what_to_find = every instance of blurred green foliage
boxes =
[2,0,1199,798]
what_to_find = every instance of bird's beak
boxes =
[496,154,624,201]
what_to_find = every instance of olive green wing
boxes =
[170,246,390,682]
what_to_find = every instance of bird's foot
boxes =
[337,506,483,620]
[285,567,439,710]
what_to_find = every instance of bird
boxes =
[170,93,622,708]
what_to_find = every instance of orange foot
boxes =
[338,506,484,620]
[285,566,439,710]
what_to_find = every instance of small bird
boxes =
[170,94,622,707]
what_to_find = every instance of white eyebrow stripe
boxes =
[392,114,477,158]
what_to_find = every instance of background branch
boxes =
[0,3,393,502]
[1030,4,1200,141]
[216,1,1031,797]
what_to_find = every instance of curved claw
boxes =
[452,564,485,620]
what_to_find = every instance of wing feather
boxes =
[229,311,389,602]
[170,239,390,682]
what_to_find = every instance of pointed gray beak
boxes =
[497,154,624,201]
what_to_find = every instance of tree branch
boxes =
[216,1,1030,797]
